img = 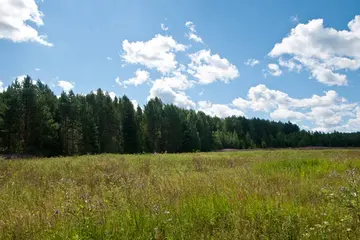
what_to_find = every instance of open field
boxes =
[1,150,360,239]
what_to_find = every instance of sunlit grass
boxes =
[1,150,360,239]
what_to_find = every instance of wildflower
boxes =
[347,228,352,232]
[164,210,170,214]
[323,221,329,225]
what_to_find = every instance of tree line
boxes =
[0,76,359,157]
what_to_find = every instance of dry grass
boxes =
[1,150,360,239]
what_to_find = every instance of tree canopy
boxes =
[1,76,360,157]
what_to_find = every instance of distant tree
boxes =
[1,75,360,156]
[181,110,200,152]
[122,96,138,154]
[144,98,163,152]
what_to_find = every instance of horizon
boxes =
[1,0,360,133]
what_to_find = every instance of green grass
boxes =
[1,150,360,239]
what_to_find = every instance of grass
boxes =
[1,150,360,239]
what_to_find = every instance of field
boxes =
[1,150,360,239]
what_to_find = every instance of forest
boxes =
[0,76,359,157]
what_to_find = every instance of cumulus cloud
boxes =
[0,0,52,46]
[310,106,360,133]
[121,69,150,87]
[153,71,193,90]
[232,84,359,132]
[269,16,360,86]
[57,80,74,92]
[278,58,301,72]
[270,107,307,120]
[188,49,239,84]
[185,21,203,43]
[107,57,112,60]
[244,59,260,67]
[161,23,168,31]
[148,80,195,109]
[267,64,282,76]
[35,68,40,71]
[121,34,186,73]
[198,101,244,118]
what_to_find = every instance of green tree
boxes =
[122,96,138,154]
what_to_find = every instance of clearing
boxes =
[1,150,360,239]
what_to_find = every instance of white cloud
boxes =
[267,63,282,76]
[185,21,203,43]
[115,77,121,86]
[108,92,116,100]
[16,75,27,84]
[233,84,348,112]
[0,81,4,92]
[153,71,193,90]
[107,57,112,60]
[0,0,52,46]
[290,15,299,24]
[313,106,360,132]
[188,33,203,43]
[309,65,347,86]
[244,59,260,67]
[269,16,360,86]
[232,97,251,110]
[122,69,150,87]
[340,107,360,132]
[185,21,196,32]
[198,101,244,118]
[92,90,117,100]
[16,75,37,85]
[131,100,139,109]
[161,23,168,31]
[57,80,74,92]
[122,34,186,73]
[199,89,204,96]
[278,58,301,72]
[188,49,239,84]
[35,68,40,71]
[232,84,359,131]
[270,107,307,120]
[148,80,195,109]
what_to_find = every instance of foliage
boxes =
[1,76,360,156]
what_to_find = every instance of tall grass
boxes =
[1,150,360,239]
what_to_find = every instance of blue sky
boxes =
[1,0,360,132]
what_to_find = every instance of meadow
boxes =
[1,150,360,239]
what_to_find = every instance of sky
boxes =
[1,0,360,133]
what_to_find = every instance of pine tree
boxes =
[122,96,138,154]
[144,98,163,152]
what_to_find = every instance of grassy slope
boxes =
[1,150,360,239]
